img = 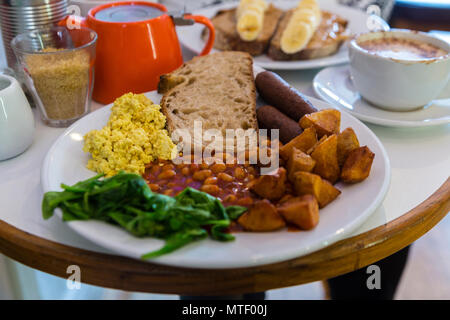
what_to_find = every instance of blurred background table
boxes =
[390,0,450,31]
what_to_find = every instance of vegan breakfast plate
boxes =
[177,0,369,70]
[41,64,390,268]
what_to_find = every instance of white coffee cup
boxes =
[0,74,35,160]
[349,29,450,111]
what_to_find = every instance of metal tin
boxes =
[0,0,68,72]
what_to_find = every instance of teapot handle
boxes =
[58,15,87,30]
[184,14,215,56]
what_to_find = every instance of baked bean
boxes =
[176,163,185,169]
[181,167,190,176]
[218,172,233,182]
[150,165,160,175]
[158,179,167,186]
[201,184,220,195]
[193,169,212,181]
[200,163,209,170]
[204,177,218,185]
[211,163,226,173]
[237,197,254,206]
[162,164,175,171]
[224,194,237,203]
[247,166,256,175]
[157,170,176,180]
[234,167,245,179]
[149,184,160,192]
[163,189,174,196]
[144,157,260,208]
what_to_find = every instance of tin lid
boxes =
[94,4,164,23]
[0,0,66,7]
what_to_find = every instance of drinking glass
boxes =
[11,26,97,127]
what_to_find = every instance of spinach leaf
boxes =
[225,206,248,220]
[140,229,208,259]
[42,171,248,259]
[42,191,82,220]
[207,219,235,241]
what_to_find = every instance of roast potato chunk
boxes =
[277,195,319,230]
[293,171,321,200]
[299,109,341,138]
[337,127,360,166]
[287,147,316,182]
[293,172,341,208]
[341,146,375,183]
[248,167,287,200]
[238,200,286,231]
[318,179,342,208]
[279,127,317,160]
[306,134,327,155]
[311,134,340,184]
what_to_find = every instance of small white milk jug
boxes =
[0,74,35,160]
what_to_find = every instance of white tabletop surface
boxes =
[0,47,449,258]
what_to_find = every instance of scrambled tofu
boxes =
[83,93,177,176]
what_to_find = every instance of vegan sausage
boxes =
[256,71,317,121]
[257,105,303,144]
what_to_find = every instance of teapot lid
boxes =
[95,4,164,23]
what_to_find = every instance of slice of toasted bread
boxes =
[158,52,258,148]
[202,4,283,56]
[268,10,349,61]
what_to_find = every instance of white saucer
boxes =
[313,65,450,128]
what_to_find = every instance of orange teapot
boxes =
[60,1,215,104]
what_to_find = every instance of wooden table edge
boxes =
[0,177,448,296]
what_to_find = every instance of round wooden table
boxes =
[0,50,449,296]
[0,179,448,295]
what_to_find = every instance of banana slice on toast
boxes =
[281,0,322,54]
[236,0,268,41]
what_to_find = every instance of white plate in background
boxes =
[177,0,369,70]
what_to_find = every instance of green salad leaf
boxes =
[42,171,247,259]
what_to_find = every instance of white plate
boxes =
[177,0,369,70]
[313,65,450,128]
[41,86,390,269]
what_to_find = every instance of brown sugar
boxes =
[26,48,90,120]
